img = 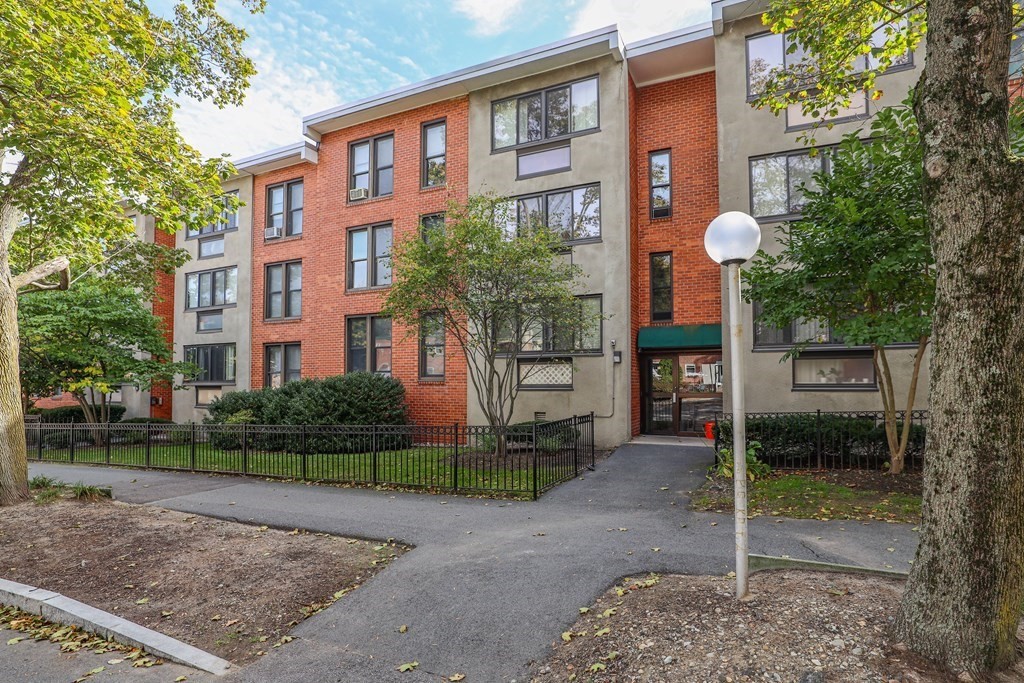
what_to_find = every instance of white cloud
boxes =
[453,0,526,36]
[570,0,710,43]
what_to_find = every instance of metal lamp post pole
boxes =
[727,261,750,600]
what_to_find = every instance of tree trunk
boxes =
[894,0,1024,673]
[0,252,29,506]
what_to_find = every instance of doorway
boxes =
[641,350,723,435]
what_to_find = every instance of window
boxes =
[347,316,392,375]
[517,295,602,354]
[517,145,570,178]
[518,359,573,389]
[650,253,673,322]
[499,184,601,241]
[198,236,224,259]
[265,261,302,319]
[348,224,392,289]
[265,344,301,388]
[786,92,868,131]
[492,76,599,150]
[422,120,446,187]
[187,191,238,238]
[196,310,223,332]
[419,312,445,379]
[753,302,842,348]
[185,344,236,384]
[266,180,303,237]
[108,386,123,403]
[649,150,672,218]
[746,28,911,98]
[749,149,831,219]
[793,353,876,390]
[185,266,237,310]
[420,213,445,241]
[195,387,223,406]
[350,134,394,198]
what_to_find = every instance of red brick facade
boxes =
[149,225,175,419]
[630,71,721,434]
[251,97,469,426]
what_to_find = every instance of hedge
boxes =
[715,413,927,470]
[36,404,127,424]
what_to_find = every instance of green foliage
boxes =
[714,441,771,481]
[745,103,932,354]
[120,417,176,425]
[383,195,594,430]
[19,279,199,423]
[69,482,110,501]
[28,475,61,490]
[36,405,127,424]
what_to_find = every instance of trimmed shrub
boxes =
[38,404,127,424]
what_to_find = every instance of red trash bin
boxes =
[704,421,715,439]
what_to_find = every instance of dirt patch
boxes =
[797,469,923,497]
[532,571,1024,682]
[0,499,404,664]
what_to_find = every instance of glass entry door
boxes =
[643,351,723,435]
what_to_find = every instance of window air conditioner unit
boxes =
[264,226,282,240]
[349,188,369,201]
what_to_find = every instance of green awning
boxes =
[637,324,722,350]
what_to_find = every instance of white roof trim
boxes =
[234,140,318,175]
[303,26,621,137]
[624,22,714,57]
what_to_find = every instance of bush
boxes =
[38,404,127,424]
[203,374,409,454]
[715,413,927,470]
[714,441,771,481]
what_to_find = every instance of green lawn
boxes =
[31,440,572,499]
[694,473,922,523]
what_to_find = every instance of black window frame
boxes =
[349,132,395,200]
[499,183,602,243]
[185,266,237,311]
[420,212,445,242]
[419,311,446,380]
[187,190,239,239]
[346,314,393,376]
[650,252,673,323]
[347,223,392,290]
[791,349,878,392]
[194,386,224,408]
[265,179,303,238]
[184,343,237,385]
[649,150,672,219]
[264,260,302,320]
[196,310,223,333]
[744,28,915,101]
[516,143,571,180]
[264,343,301,388]
[511,294,603,357]
[490,75,600,152]
[197,235,225,260]
[421,119,447,188]
[748,146,835,221]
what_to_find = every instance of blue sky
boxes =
[176,0,711,159]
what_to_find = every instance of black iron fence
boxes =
[25,416,595,500]
[714,410,928,471]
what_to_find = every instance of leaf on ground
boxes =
[160,611,173,618]
[210,614,222,621]
[7,637,23,645]
[134,598,148,605]
[561,631,573,642]
[589,662,607,672]
[449,675,466,682]
[397,661,419,672]
[595,627,610,637]
[398,625,408,634]
[578,607,590,614]
[175,677,188,682]
[225,619,240,627]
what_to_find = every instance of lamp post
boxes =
[704,211,761,600]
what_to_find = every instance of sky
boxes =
[175,0,712,159]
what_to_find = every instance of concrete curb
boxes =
[0,578,231,676]
[749,553,910,579]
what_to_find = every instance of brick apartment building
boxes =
[32,17,947,447]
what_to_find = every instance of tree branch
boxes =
[13,256,70,294]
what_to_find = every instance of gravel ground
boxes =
[531,570,975,683]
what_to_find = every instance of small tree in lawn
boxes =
[18,279,199,435]
[384,195,593,452]
[745,103,933,475]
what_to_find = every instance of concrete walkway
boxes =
[15,443,919,682]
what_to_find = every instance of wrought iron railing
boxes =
[714,410,929,470]
[24,415,596,500]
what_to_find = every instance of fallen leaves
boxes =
[397,661,419,672]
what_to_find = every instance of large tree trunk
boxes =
[894,0,1024,673]
[0,251,29,506]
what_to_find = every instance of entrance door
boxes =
[642,351,723,435]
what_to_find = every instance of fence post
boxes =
[300,425,308,481]
[452,423,459,493]
[242,423,249,475]
[572,415,579,475]
[190,423,197,471]
[36,424,43,461]
[815,409,822,469]
[532,422,539,500]
[371,425,378,485]
[145,422,152,467]
[589,411,595,469]
[105,423,111,464]
[69,425,76,463]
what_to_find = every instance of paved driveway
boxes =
[19,443,918,682]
